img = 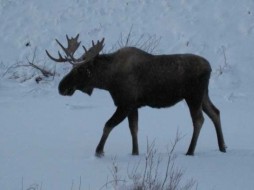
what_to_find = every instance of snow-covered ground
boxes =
[1,0,254,189]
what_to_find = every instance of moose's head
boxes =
[58,64,94,96]
[46,34,104,96]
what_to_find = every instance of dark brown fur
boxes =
[58,47,226,156]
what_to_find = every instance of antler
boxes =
[46,34,105,66]
[45,34,81,65]
[81,38,105,63]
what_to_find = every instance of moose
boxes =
[46,34,226,156]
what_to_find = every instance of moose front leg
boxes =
[95,106,130,157]
[128,109,139,155]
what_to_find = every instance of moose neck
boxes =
[91,54,114,90]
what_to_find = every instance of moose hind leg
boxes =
[185,93,204,155]
[202,94,226,152]
[187,108,204,155]
[128,109,139,155]
[95,107,130,157]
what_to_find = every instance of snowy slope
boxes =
[1,0,254,189]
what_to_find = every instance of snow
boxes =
[1,0,254,189]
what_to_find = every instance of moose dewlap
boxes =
[46,34,227,156]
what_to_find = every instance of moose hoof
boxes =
[132,152,139,156]
[95,151,104,158]
[186,152,194,156]
[219,144,227,153]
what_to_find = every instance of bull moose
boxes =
[46,34,226,156]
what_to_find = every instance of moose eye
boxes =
[74,67,85,75]
[86,68,92,77]
[76,67,91,77]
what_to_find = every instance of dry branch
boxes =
[26,47,55,78]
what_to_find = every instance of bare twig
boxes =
[129,131,196,190]
[26,47,55,78]
[127,159,142,187]
[161,129,185,190]
[3,47,56,83]
[99,179,127,190]
[215,45,230,76]
[116,25,134,48]
[109,156,123,189]
[113,26,161,54]
[22,177,24,190]
[79,176,82,190]
[70,180,74,190]
[222,46,228,66]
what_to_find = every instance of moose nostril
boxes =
[64,90,69,95]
